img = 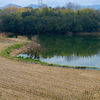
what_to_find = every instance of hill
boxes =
[4,3,22,8]
[1,4,100,10]
[0,3,38,9]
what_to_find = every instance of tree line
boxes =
[0,6,100,35]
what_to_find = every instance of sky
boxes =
[0,0,100,7]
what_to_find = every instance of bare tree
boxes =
[10,36,43,59]
[20,36,43,59]
[65,2,81,10]
[65,2,74,9]
[23,42,41,59]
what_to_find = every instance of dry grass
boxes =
[0,32,30,43]
[0,38,100,100]
[17,35,28,40]
[0,33,7,42]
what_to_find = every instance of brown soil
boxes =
[0,39,100,100]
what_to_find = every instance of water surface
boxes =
[18,35,100,68]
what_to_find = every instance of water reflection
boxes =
[18,35,100,67]
[40,55,100,67]
[39,35,100,67]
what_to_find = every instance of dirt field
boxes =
[0,40,100,100]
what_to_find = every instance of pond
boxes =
[17,35,100,68]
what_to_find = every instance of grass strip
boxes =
[0,42,28,58]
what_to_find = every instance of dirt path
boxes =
[0,40,100,100]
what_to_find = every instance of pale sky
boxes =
[0,0,100,7]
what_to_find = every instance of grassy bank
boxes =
[1,43,27,58]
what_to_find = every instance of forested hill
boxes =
[0,7,100,35]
